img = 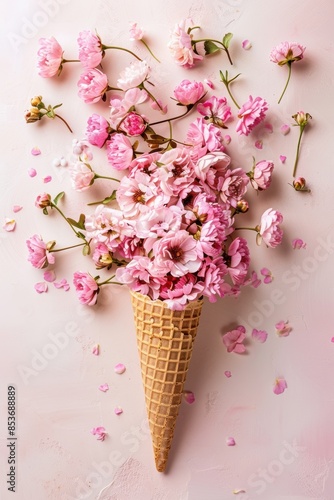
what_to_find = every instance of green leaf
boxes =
[204,40,220,55]
[87,191,117,206]
[66,216,85,230]
[222,33,233,49]
[53,191,65,206]
[42,208,49,215]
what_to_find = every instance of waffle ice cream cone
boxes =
[130,291,203,472]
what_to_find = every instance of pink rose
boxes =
[69,161,95,191]
[119,112,147,136]
[168,19,203,68]
[77,30,103,68]
[270,42,305,66]
[107,134,133,170]
[251,160,274,190]
[35,193,51,209]
[259,208,283,248]
[37,37,63,78]
[173,80,205,105]
[186,118,224,159]
[197,96,232,126]
[77,69,108,104]
[27,235,55,269]
[236,96,268,136]
[73,272,99,305]
[117,60,149,91]
[129,22,144,41]
[86,114,110,148]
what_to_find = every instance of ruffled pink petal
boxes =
[28,168,37,177]
[252,328,268,343]
[114,363,126,374]
[292,238,306,249]
[90,426,107,440]
[204,79,214,89]
[13,205,23,213]
[3,219,16,232]
[273,377,287,395]
[184,390,195,404]
[34,282,48,293]
[31,147,41,156]
[54,279,70,291]
[98,383,109,392]
[43,270,56,282]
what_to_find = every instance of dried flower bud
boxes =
[25,108,42,123]
[292,111,312,127]
[236,199,249,213]
[293,177,310,192]
[31,95,43,106]
[35,193,52,209]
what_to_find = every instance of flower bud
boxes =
[25,108,41,123]
[293,177,310,192]
[292,111,312,127]
[31,95,43,106]
[35,193,52,209]
[236,199,249,213]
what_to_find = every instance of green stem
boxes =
[140,39,160,63]
[278,62,292,104]
[50,242,86,253]
[50,203,88,243]
[54,114,73,133]
[223,82,240,109]
[292,126,304,178]
[94,174,120,182]
[150,106,191,127]
[96,275,123,286]
[102,45,142,61]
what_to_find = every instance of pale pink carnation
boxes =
[116,171,162,217]
[106,134,133,170]
[252,160,274,190]
[259,208,283,248]
[37,37,63,78]
[197,96,232,125]
[86,114,109,148]
[77,69,108,104]
[35,193,51,209]
[186,118,224,159]
[27,235,55,269]
[227,237,250,286]
[236,96,268,136]
[198,256,228,302]
[69,161,94,191]
[77,30,103,68]
[154,148,196,199]
[116,257,166,301]
[153,230,202,277]
[159,273,204,310]
[119,112,147,136]
[219,168,249,207]
[117,60,149,91]
[92,243,113,269]
[173,80,205,105]
[129,22,144,41]
[270,42,305,65]
[168,19,203,68]
[194,152,231,190]
[73,272,99,305]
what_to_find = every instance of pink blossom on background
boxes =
[222,326,246,354]
[259,208,283,248]
[227,237,250,286]
[77,30,103,68]
[292,238,306,249]
[28,168,37,177]
[186,118,224,159]
[92,243,113,269]
[106,134,133,170]
[279,155,286,163]
[129,22,144,41]
[31,147,41,156]
[197,96,232,126]
[168,19,203,68]
[86,114,110,148]
[34,282,48,294]
[260,267,273,284]
[119,112,147,136]
[275,320,292,337]
[37,36,63,78]
[3,219,16,232]
[90,426,107,441]
[27,235,55,269]
[273,378,288,395]
[73,272,99,305]
[236,96,268,136]
[252,328,268,343]
[280,124,290,135]
[219,168,249,207]
[117,60,149,91]
[43,270,56,282]
[69,161,95,191]
[270,42,305,65]
[153,230,202,277]
[183,390,195,404]
[54,279,70,291]
[77,69,108,104]
[92,344,100,355]
[159,273,204,310]
[173,79,205,105]
[252,160,274,191]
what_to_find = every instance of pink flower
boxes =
[251,328,268,343]
[273,378,287,395]
[37,37,63,78]
[197,96,232,126]
[86,114,109,148]
[27,235,55,269]
[292,238,306,249]
[236,96,268,136]
[77,30,103,68]
[35,193,51,209]
[73,272,99,305]
[251,160,274,190]
[222,326,246,354]
[116,257,166,301]
[275,320,292,337]
[106,134,133,170]
[153,231,202,277]
[259,208,283,248]
[91,426,107,441]
[270,42,305,66]
[129,22,144,41]
[186,118,224,159]
[183,390,195,404]
[119,112,147,136]
[168,19,203,68]
[198,257,228,302]
[219,168,249,208]
[92,243,113,269]
[77,69,108,104]
[159,273,204,310]
[69,161,95,191]
[227,237,250,286]
[53,279,70,291]
[173,79,205,105]
[117,60,149,91]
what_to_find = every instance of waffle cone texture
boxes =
[130,291,203,472]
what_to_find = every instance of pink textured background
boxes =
[1,0,334,499]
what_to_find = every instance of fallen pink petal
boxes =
[252,328,268,343]
[242,39,252,50]
[249,271,261,288]
[98,383,109,392]
[279,155,286,163]
[264,122,273,133]
[204,79,214,89]
[43,175,52,183]
[280,124,290,135]
[260,267,273,284]
[3,219,16,232]
[43,270,56,282]
[54,279,70,291]
[224,370,232,378]
[34,282,48,294]
[31,147,41,156]
[275,320,292,337]
[90,426,107,441]
[224,134,231,144]
[92,344,100,355]
[28,168,37,177]
[13,205,23,213]
[184,390,195,404]
[114,407,123,415]
[292,238,306,249]
[255,140,263,149]
[114,363,126,374]
[273,377,288,395]
[226,437,236,446]
[222,326,246,354]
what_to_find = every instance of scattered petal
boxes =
[292,238,306,249]
[222,326,246,354]
[114,407,123,415]
[98,383,109,392]
[91,426,107,441]
[275,320,292,337]
[242,39,252,50]
[114,363,126,374]
[252,328,268,343]
[226,437,236,446]
[224,370,232,378]
[13,205,23,213]
[260,267,273,284]
[331,337,334,343]
[273,377,287,395]
[54,278,70,291]
[255,140,263,149]
[233,490,246,495]
[43,270,56,282]
[264,122,273,133]
[150,99,168,114]
[183,390,195,404]
[224,134,231,145]
[34,282,48,294]
[280,124,290,135]
[28,168,37,177]
[3,218,16,232]
[92,344,100,355]
[249,271,261,288]
[204,79,214,89]
[279,155,286,164]
[43,175,52,183]
[31,147,41,156]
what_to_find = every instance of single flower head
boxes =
[77,30,103,68]
[168,19,203,68]
[292,111,312,127]
[236,96,268,136]
[86,114,110,148]
[73,272,99,305]
[258,208,283,248]
[117,60,149,91]
[270,42,305,66]
[77,69,109,104]
[173,79,205,106]
[26,235,55,269]
[129,22,144,41]
[37,36,63,77]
